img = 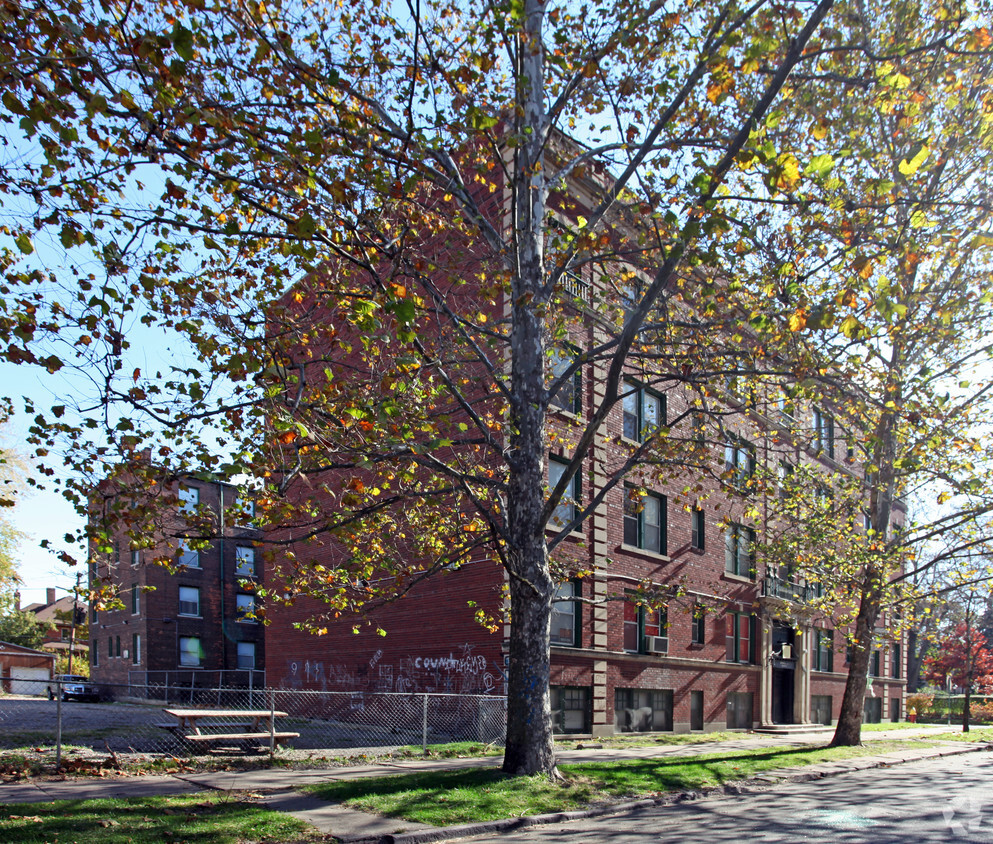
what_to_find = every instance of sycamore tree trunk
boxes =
[831,583,882,746]
[499,0,559,778]
[503,557,556,775]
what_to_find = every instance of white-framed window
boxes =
[236,593,256,622]
[179,485,200,514]
[725,523,756,578]
[724,438,756,489]
[550,581,580,647]
[179,636,203,667]
[548,346,582,414]
[813,407,835,458]
[178,539,200,568]
[130,549,141,567]
[131,584,140,615]
[237,641,256,670]
[623,488,666,555]
[691,506,705,550]
[548,457,580,530]
[622,381,664,442]
[178,586,201,617]
[132,633,141,665]
[235,546,256,578]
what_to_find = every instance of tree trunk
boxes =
[962,684,971,733]
[831,594,880,746]
[906,629,922,693]
[499,0,558,779]
[502,562,556,776]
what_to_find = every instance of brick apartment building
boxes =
[263,366,907,733]
[89,477,265,689]
[250,135,907,736]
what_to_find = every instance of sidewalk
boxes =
[2,725,985,844]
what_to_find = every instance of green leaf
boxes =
[805,153,834,179]
[15,233,33,254]
[172,23,194,62]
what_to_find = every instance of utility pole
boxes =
[67,572,82,675]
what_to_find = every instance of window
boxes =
[548,457,580,530]
[235,546,256,578]
[179,636,203,667]
[107,636,113,658]
[550,581,581,647]
[130,549,140,567]
[724,438,756,489]
[891,643,901,679]
[179,586,201,617]
[691,411,707,447]
[91,641,98,667]
[178,540,200,568]
[548,346,582,414]
[814,629,834,672]
[179,485,200,513]
[813,407,835,458]
[60,627,70,641]
[236,593,256,622]
[550,686,591,734]
[870,649,881,677]
[623,489,666,555]
[692,606,706,645]
[777,386,796,419]
[624,600,667,654]
[691,507,705,551]
[724,523,756,578]
[614,688,674,732]
[622,382,664,441]
[132,633,141,665]
[778,461,794,502]
[115,635,121,657]
[237,641,256,670]
[725,612,755,663]
[233,496,256,526]
[131,584,140,615]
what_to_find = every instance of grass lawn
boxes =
[0,794,315,844]
[924,727,993,742]
[304,739,938,826]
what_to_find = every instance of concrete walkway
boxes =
[1,725,985,843]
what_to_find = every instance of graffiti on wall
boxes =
[279,642,504,694]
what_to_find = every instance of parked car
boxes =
[47,674,99,702]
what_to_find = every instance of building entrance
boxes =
[771,622,796,724]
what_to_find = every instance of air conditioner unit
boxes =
[646,636,668,654]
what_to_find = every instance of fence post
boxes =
[422,694,429,754]
[55,679,63,769]
[269,687,276,759]
[248,670,254,709]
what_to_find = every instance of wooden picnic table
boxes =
[160,708,299,749]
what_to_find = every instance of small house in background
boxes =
[0,640,56,695]
[18,587,89,664]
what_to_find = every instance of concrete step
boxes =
[752,724,834,735]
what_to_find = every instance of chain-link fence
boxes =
[0,677,507,769]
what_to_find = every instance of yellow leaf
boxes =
[898,143,930,176]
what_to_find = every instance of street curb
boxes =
[331,743,990,844]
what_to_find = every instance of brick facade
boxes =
[89,478,265,689]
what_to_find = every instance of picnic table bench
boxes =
[159,708,299,750]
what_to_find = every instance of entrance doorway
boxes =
[771,621,796,724]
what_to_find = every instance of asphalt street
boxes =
[458,750,993,843]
